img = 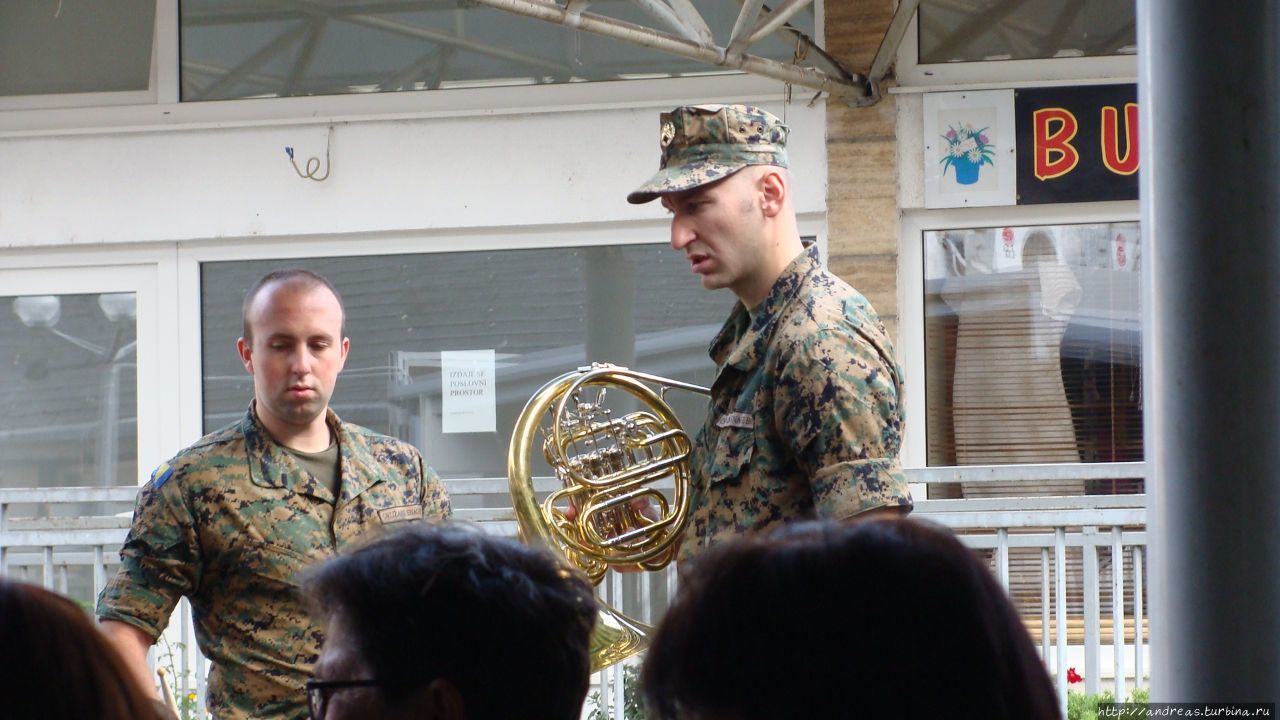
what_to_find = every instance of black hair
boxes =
[306,523,598,720]
[641,518,1062,720]
[241,268,345,343]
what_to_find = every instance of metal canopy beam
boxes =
[469,0,875,104]
[746,0,816,47]
[869,0,919,85]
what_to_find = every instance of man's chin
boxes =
[272,401,327,426]
[700,274,728,291]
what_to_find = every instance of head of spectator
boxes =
[0,577,165,720]
[642,518,1061,720]
[305,523,598,720]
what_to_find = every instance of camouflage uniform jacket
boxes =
[97,404,451,720]
[678,245,912,561]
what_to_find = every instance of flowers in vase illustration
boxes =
[940,123,996,185]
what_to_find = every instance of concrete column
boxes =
[1140,1,1280,701]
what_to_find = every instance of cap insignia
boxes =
[660,121,676,149]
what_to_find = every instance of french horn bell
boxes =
[507,363,709,670]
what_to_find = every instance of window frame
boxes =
[0,244,181,487]
[898,202,1140,473]
[894,5,1144,487]
[0,0,175,113]
[895,11,1137,89]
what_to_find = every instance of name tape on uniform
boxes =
[377,505,425,524]
[716,412,755,429]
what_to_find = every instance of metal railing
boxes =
[1,469,1148,719]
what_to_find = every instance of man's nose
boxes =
[670,215,694,250]
[291,348,313,375]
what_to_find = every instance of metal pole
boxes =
[1054,528,1067,712]
[1133,547,1144,689]
[1083,536,1100,696]
[1139,0,1280,703]
[1111,528,1125,696]
[584,247,637,369]
[98,363,122,486]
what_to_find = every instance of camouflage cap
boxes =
[627,104,789,204]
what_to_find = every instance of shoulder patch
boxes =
[151,462,175,489]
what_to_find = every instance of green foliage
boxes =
[1067,687,1150,720]
[586,665,648,720]
[156,638,207,720]
[1068,688,1114,720]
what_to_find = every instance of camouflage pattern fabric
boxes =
[97,404,451,720]
[677,245,913,562]
[627,104,789,204]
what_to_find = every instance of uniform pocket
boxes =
[708,427,754,486]
[239,540,312,588]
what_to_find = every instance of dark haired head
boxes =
[306,523,597,720]
[241,269,345,343]
[0,578,161,720]
[642,518,1061,720]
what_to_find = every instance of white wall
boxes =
[0,88,826,249]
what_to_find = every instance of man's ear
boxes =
[758,168,786,218]
[236,337,254,375]
[405,678,466,720]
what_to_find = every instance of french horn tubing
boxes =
[507,363,709,670]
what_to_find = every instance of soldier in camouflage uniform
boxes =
[628,104,912,561]
[97,270,450,720]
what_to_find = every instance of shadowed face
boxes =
[661,168,769,301]
[311,612,392,720]
[237,281,349,437]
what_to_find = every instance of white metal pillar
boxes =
[1140,0,1280,702]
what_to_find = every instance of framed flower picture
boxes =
[923,89,1017,208]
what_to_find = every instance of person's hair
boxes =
[241,268,345,343]
[306,523,598,720]
[642,518,1062,720]
[0,578,161,720]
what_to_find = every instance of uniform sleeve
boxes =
[418,454,452,520]
[95,474,201,639]
[773,327,912,519]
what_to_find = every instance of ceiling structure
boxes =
[177,0,918,105]
[462,0,920,105]
[5,2,1136,105]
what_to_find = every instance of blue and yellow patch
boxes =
[151,462,175,489]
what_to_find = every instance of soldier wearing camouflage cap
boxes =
[97,269,451,720]
[629,104,912,561]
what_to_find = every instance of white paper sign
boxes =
[441,350,497,434]
[923,89,1017,209]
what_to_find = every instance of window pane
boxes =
[0,293,139,488]
[923,223,1142,481]
[918,0,1135,64]
[179,1,814,101]
[200,245,732,482]
[0,1,154,96]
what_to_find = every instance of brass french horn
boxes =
[507,363,709,670]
